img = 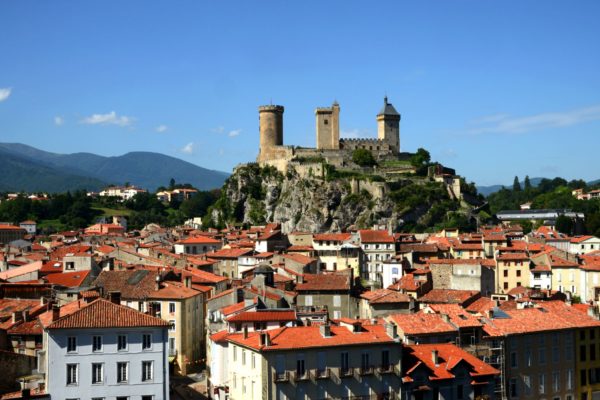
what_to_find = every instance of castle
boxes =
[257,97,404,173]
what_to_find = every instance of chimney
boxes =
[495,299,501,307]
[441,313,450,323]
[385,322,398,339]
[184,276,192,289]
[243,325,249,339]
[298,274,304,284]
[39,296,45,306]
[21,388,30,399]
[109,291,121,305]
[320,324,332,338]
[51,305,60,322]
[432,349,439,365]
[155,274,161,291]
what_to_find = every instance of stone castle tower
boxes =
[258,105,284,162]
[315,101,340,150]
[377,96,400,153]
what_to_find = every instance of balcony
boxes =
[338,367,354,378]
[314,368,330,379]
[293,370,310,382]
[377,364,395,375]
[273,371,290,382]
[358,366,374,376]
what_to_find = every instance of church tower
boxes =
[377,97,400,154]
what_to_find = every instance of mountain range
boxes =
[0,143,229,193]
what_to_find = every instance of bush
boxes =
[352,149,377,167]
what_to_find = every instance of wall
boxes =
[0,350,37,394]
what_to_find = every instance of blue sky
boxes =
[1,1,599,186]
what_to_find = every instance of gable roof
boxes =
[45,298,169,329]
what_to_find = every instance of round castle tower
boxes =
[258,105,284,161]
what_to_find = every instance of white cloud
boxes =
[228,129,241,137]
[211,126,225,134]
[156,124,168,133]
[54,116,64,126]
[80,111,134,127]
[181,142,194,154]
[466,105,600,135]
[0,88,11,102]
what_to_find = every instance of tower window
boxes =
[324,119,328,125]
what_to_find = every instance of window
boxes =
[517,270,521,277]
[592,344,597,361]
[92,363,103,384]
[361,352,370,370]
[457,384,464,399]
[92,335,102,352]
[242,350,246,365]
[251,353,256,369]
[296,355,305,377]
[510,351,517,368]
[539,373,546,394]
[553,371,560,392]
[523,375,531,395]
[382,349,390,367]
[142,397,153,400]
[581,345,587,362]
[67,336,77,353]
[142,334,152,349]
[509,378,518,398]
[305,295,313,306]
[567,368,573,390]
[553,346,560,362]
[118,335,127,351]
[341,352,349,372]
[169,302,176,314]
[117,362,128,383]
[169,320,175,331]
[333,295,341,307]
[142,361,153,382]
[525,348,532,366]
[504,282,509,290]
[233,346,237,362]
[116,397,128,400]
[66,363,78,385]
[539,347,546,364]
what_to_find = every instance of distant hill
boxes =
[477,177,598,197]
[0,143,229,192]
[0,149,107,192]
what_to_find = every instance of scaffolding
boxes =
[464,339,506,400]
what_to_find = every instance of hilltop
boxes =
[0,143,229,192]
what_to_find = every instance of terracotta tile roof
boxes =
[226,324,395,351]
[45,270,90,287]
[398,243,439,253]
[427,258,483,265]
[571,235,596,243]
[403,343,499,381]
[313,233,351,242]
[452,243,483,251]
[226,310,297,323]
[358,230,395,244]
[177,236,221,245]
[549,254,579,268]
[210,330,231,344]
[530,264,551,272]
[465,297,496,314]
[387,313,457,336]
[387,274,422,292]
[418,289,480,305]
[0,299,41,320]
[280,253,316,265]
[360,289,412,304]
[254,252,274,258]
[0,224,25,231]
[183,267,227,284]
[7,318,43,335]
[96,245,116,254]
[483,301,600,337]
[295,273,351,291]
[496,253,529,261]
[207,248,253,259]
[0,261,43,281]
[424,304,482,328]
[221,299,256,316]
[286,245,314,252]
[45,298,169,329]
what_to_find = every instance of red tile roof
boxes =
[418,289,480,305]
[177,236,221,245]
[226,324,395,351]
[423,304,482,329]
[44,298,170,329]
[45,270,90,287]
[207,248,253,258]
[226,310,297,323]
[295,273,351,291]
[313,233,351,242]
[387,313,457,336]
[403,343,499,381]
[361,289,412,304]
[359,230,395,244]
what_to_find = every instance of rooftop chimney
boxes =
[320,324,332,337]
[155,274,161,291]
[441,313,450,323]
[432,349,439,365]
[184,276,192,289]
[21,388,30,399]
[243,325,249,339]
[51,305,60,322]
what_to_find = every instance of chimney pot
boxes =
[243,325,249,339]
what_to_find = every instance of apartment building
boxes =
[224,322,402,400]
[40,298,170,400]
[495,252,531,292]
[359,230,395,287]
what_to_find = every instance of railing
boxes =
[377,364,395,375]
[272,371,290,382]
[358,366,374,376]
[293,370,310,382]
[338,367,354,377]
[314,368,330,379]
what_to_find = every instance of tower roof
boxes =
[378,96,400,117]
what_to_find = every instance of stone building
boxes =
[257,97,402,173]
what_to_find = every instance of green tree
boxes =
[352,149,377,167]
[524,175,532,191]
[555,215,573,235]
[513,176,521,192]
[169,178,176,190]
[410,148,431,168]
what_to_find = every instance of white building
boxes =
[570,236,600,255]
[99,186,147,201]
[174,236,221,255]
[358,230,395,286]
[41,298,170,400]
[19,220,37,235]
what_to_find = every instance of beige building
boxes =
[495,252,531,293]
[224,322,402,400]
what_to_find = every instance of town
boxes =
[1,172,600,400]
